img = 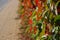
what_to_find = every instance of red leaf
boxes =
[28,19,33,25]
[34,31,36,34]
[34,26,37,34]
[29,12,32,17]
[35,0,39,5]
[20,14,24,18]
[45,30,49,34]
[40,0,46,2]
[36,16,42,21]
[57,7,60,13]
[30,26,33,32]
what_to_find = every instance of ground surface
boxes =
[0,0,20,40]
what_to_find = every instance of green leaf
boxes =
[56,1,60,7]
[54,15,60,26]
[32,10,36,17]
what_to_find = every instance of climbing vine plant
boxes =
[18,0,60,40]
